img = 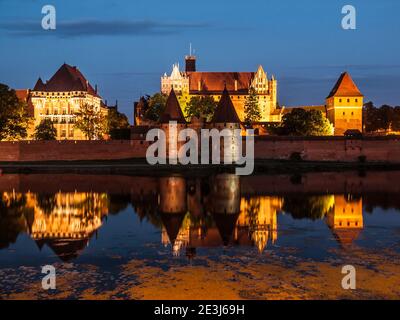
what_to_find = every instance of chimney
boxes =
[234,80,238,91]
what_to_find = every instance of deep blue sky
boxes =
[1,0,399,122]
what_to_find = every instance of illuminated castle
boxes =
[155,53,365,136]
[30,63,109,140]
[160,54,280,123]
[26,192,109,261]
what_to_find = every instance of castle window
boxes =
[339,99,342,102]
[355,99,358,102]
[347,99,350,102]
[343,112,345,116]
[351,112,354,116]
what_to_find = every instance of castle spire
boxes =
[212,87,241,124]
[160,88,186,123]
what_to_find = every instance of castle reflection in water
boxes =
[0,173,369,261]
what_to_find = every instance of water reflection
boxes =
[0,172,398,261]
[1,192,108,261]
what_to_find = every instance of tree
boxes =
[278,108,332,136]
[144,93,167,122]
[34,119,57,140]
[0,83,31,141]
[282,195,333,220]
[74,103,107,140]
[244,87,261,125]
[307,109,333,136]
[392,106,400,132]
[363,101,380,132]
[184,95,217,122]
[379,105,394,131]
[364,102,400,133]
[107,108,130,139]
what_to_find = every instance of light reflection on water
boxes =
[0,171,399,299]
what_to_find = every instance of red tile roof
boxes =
[188,72,254,93]
[15,89,30,101]
[15,89,34,117]
[160,88,186,123]
[212,87,241,124]
[32,63,100,97]
[327,72,363,98]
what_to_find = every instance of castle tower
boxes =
[185,55,196,72]
[326,194,363,247]
[269,75,277,110]
[160,88,187,163]
[326,72,364,135]
[211,87,242,163]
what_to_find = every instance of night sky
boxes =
[1,0,399,123]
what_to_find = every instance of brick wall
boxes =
[0,140,150,162]
[1,136,400,163]
[254,136,400,163]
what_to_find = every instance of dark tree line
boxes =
[363,102,400,133]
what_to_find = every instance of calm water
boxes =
[0,171,400,299]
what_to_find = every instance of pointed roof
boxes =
[160,88,186,123]
[32,63,100,97]
[212,87,241,123]
[41,238,89,262]
[332,228,361,247]
[327,72,363,99]
[33,78,46,91]
[212,212,239,246]
[160,213,186,244]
